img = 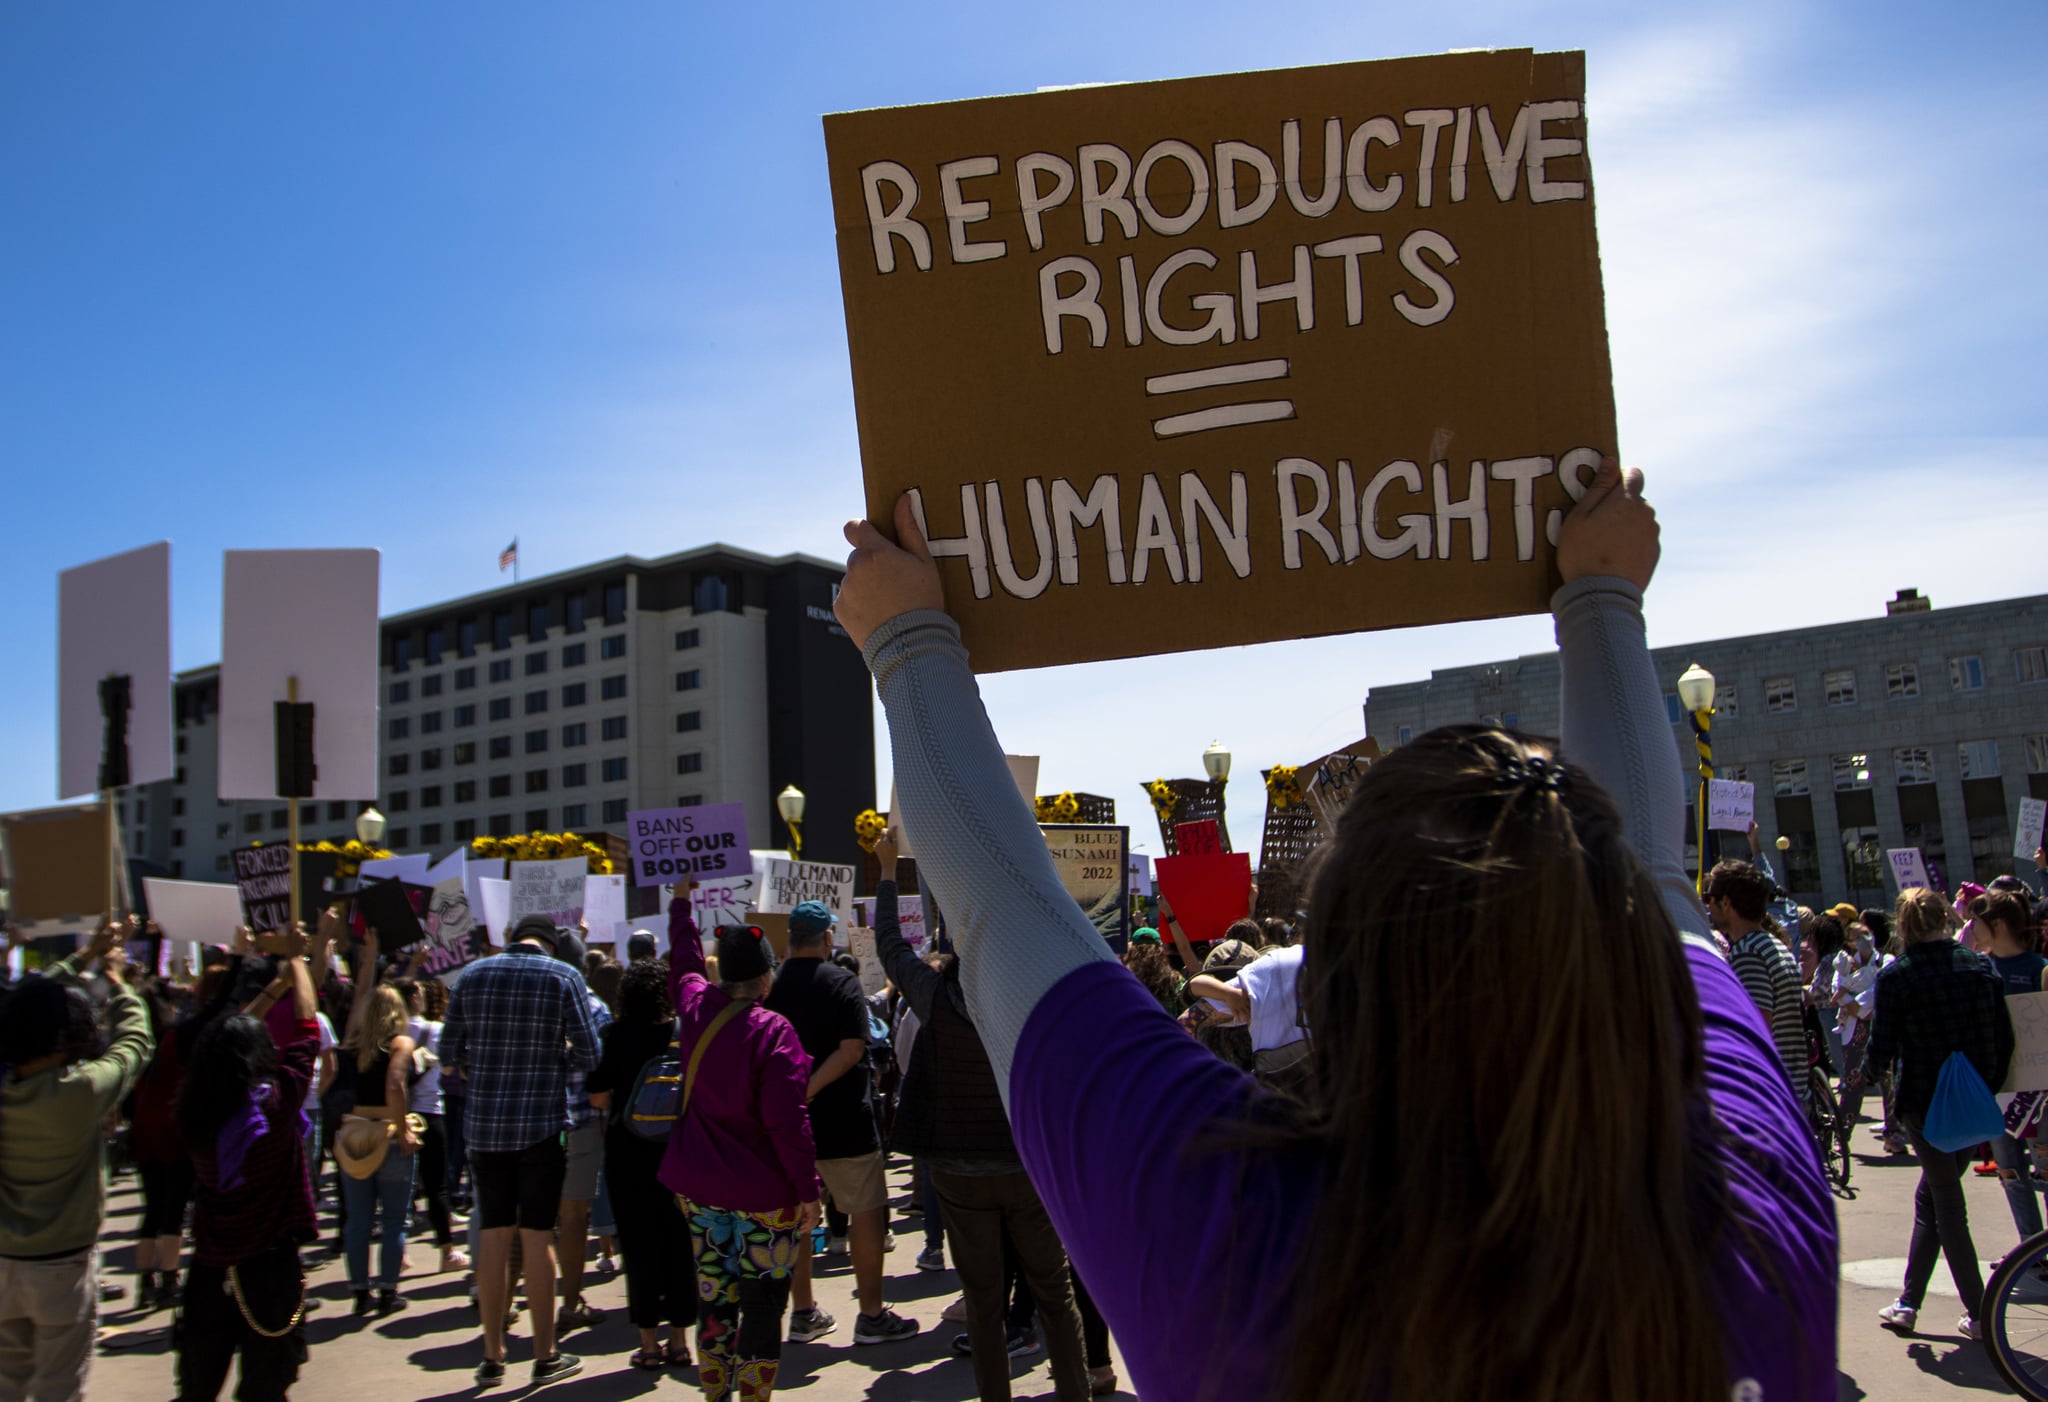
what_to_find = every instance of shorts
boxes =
[471,1136,568,1232]
[815,1150,888,1216]
[562,1120,603,1203]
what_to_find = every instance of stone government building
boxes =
[1364,590,2048,909]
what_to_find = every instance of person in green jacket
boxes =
[0,923,154,1402]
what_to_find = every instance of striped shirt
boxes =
[441,945,602,1153]
[1729,928,1808,1098]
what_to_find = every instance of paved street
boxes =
[84,1126,2038,1400]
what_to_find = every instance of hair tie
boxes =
[1501,755,1568,795]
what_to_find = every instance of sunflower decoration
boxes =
[854,809,889,853]
[1144,779,1180,824]
[471,831,614,874]
[1265,764,1305,811]
[287,838,393,880]
[1035,792,1081,825]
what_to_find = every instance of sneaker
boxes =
[353,1290,373,1318]
[1960,1316,1981,1340]
[826,1233,850,1257]
[940,1295,968,1322]
[1877,1300,1918,1334]
[474,1359,506,1389]
[884,1231,898,1252]
[557,1300,604,1332]
[789,1306,838,1343]
[376,1288,407,1317]
[854,1308,920,1345]
[531,1352,583,1385]
[915,1246,946,1272]
[950,1327,1039,1358]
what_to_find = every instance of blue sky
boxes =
[4,1,2044,850]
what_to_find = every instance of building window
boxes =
[1713,684,1738,718]
[677,711,702,733]
[525,690,548,715]
[489,659,512,683]
[1770,759,1809,796]
[459,620,479,659]
[454,741,477,765]
[391,636,414,672]
[526,652,549,676]
[565,594,588,634]
[455,704,476,727]
[526,729,549,754]
[489,775,512,798]
[420,748,442,771]
[489,736,512,760]
[693,575,728,614]
[421,785,443,807]
[455,780,477,803]
[526,770,549,794]
[389,754,410,777]
[602,758,629,783]
[602,799,628,823]
[1893,747,1935,785]
[389,792,411,813]
[1663,694,1684,724]
[1823,670,1857,707]
[1959,740,2000,779]
[420,673,443,697]
[562,643,586,668]
[456,666,477,690]
[493,611,514,650]
[421,711,443,734]
[327,801,346,821]
[1831,754,1872,791]
[601,716,628,741]
[270,808,288,829]
[425,627,445,666]
[677,752,703,775]
[389,681,411,704]
[388,717,410,741]
[173,797,186,816]
[421,822,442,846]
[604,583,627,626]
[563,723,588,747]
[526,808,550,832]
[528,601,549,641]
[563,763,588,787]
[1841,827,1884,896]
[675,629,700,651]
[389,827,410,848]
[2017,645,2048,685]
[1396,726,1412,746]
[562,683,587,707]
[676,670,701,692]
[1764,677,1797,713]
[1951,655,1986,692]
[488,813,511,837]
[601,634,627,659]
[562,803,587,827]
[1717,764,1752,783]
[602,675,628,700]
[455,817,477,840]
[489,698,513,722]
[243,812,263,834]
[676,794,703,808]
[2028,735,2048,774]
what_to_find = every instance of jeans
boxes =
[918,1160,945,1254]
[1991,1131,2048,1245]
[1901,1117,1986,1317]
[931,1167,1089,1402]
[343,1150,417,1291]
[443,1096,468,1199]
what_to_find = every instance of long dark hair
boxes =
[1268,726,1731,1402]
[176,1014,278,1155]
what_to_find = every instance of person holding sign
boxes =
[1974,888,2048,1251]
[835,466,1836,1402]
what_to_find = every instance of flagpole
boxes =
[514,536,519,584]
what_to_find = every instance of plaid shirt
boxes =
[567,991,612,1129]
[441,945,602,1154]
[1868,938,2013,1124]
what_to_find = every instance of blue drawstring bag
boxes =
[1923,1051,2006,1152]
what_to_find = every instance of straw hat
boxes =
[334,1118,392,1179]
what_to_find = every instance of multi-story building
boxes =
[1363,589,2048,909]
[109,543,873,885]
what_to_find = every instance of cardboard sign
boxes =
[1155,851,1254,943]
[584,875,627,941]
[58,542,174,800]
[757,857,858,925]
[626,803,749,886]
[218,549,381,800]
[1707,779,1755,833]
[847,926,888,996]
[1042,824,1130,940]
[1887,848,1932,892]
[2004,992,2048,1094]
[230,844,296,933]
[140,877,244,944]
[826,50,1609,672]
[418,875,481,977]
[476,876,512,942]
[1127,852,1154,897]
[679,870,761,930]
[1,805,127,928]
[354,879,429,949]
[1175,820,1222,856]
[510,859,588,926]
[2018,797,2048,862]
[742,911,793,959]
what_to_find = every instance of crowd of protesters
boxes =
[1,469,2043,1399]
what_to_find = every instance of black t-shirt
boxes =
[589,1017,677,1165]
[766,957,878,1160]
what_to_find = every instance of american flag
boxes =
[498,539,518,572]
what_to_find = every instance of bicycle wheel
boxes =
[1983,1229,2048,1399]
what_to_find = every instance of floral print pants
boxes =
[681,1200,802,1402]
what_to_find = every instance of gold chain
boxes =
[225,1264,305,1339]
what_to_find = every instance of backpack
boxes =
[619,999,748,1142]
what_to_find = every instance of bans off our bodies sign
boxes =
[827,50,1612,671]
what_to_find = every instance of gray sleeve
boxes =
[863,610,1114,1094]
[1552,576,1720,955]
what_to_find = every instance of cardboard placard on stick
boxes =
[1175,820,1222,856]
[757,858,858,926]
[2017,797,2047,863]
[2003,992,2048,1094]
[141,877,245,944]
[626,803,750,886]
[355,879,429,950]
[742,911,793,960]
[1707,780,1756,833]
[826,50,1611,672]
[2,805,128,930]
[58,542,174,801]
[1155,852,1254,945]
[1041,824,1130,941]
[230,844,296,933]
[1887,848,1932,892]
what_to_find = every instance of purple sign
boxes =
[626,803,749,887]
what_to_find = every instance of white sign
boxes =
[1887,847,1932,892]
[476,876,511,941]
[757,857,858,925]
[510,858,587,925]
[1706,780,1756,833]
[2018,797,2048,863]
[847,926,887,996]
[141,877,245,943]
[584,874,627,942]
[681,867,760,930]
[218,549,381,800]
[358,854,432,886]
[58,542,174,801]
[419,875,479,976]
[1126,853,1154,898]
[2004,992,2048,1093]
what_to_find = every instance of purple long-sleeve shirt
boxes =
[656,901,820,1212]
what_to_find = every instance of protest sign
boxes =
[2018,797,2048,862]
[757,858,858,925]
[1042,824,1130,940]
[355,879,429,949]
[476,877,512,942]
[58,542,173,801]
[1175,820,1222,856]
[2004,992,2048,1094]
[626,803,749,886]
[1707,780,1755,833]
[230,844,296,932]
[358,854,432,886]
[847,926,888,996]
[218,549,380,800]
[584,874,627,941]
[679,867,761,930]
[826,50,1609,672]
[1127,852,1154,898]
[419,875,481,977]
[2,805,127,931]
[1155,851,1254,944]
[510,859,588,926]
[140,877,244,943]
[1887,848,1932,892]
[744,911,793,959]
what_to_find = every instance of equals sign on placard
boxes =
[1145,359,1296,439]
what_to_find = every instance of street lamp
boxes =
[1202,741,1232,785]
[777,785,806,860]
[355,806,386,846]
[1675,663,1716,893]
